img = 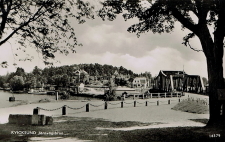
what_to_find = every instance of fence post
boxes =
[86,103,89,112]
[157,100,159,106]
[134,101,136,107]
[158,93,160,98]
[33,107,39,115]
[133,95,135,100]
[143,94,144,99]
[168,100,170,104]
[176,92,178,97]
[121,101,123,108]
[165,92,167,98]
[62,105,66,115]
[104,101,107,110]
[146,101,148,106]
[56,92,58,100]
[179,98,181,102]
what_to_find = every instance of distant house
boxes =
[73,69,89,83]
[132,77,149,88]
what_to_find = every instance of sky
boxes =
[0,0,212,78]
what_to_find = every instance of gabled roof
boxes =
[159,70,186,77]
[134,77,147,80]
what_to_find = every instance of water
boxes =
[0,89,104,108]
[0,90,55,108]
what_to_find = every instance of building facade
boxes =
[132,77,149,88]
[153,70,205,93]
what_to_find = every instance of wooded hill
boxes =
[0,63,152,91]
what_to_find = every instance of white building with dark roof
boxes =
[132,77,149,88]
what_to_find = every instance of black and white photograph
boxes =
[0,0,224,141]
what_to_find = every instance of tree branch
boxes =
[0,5,45,46]
[170,7,197,33]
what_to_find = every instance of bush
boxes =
[60,91,70,99]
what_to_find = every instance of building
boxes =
[153,70,205,93]
[73,69,89,84]
[132,77,149,88]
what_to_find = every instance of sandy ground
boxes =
[0,92,209,128]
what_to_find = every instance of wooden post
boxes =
[146,101,148,106]
[133,95,135,100]
[33,107,39,115]
[56,92,58,100]
[121,101,123,108]
[157,100,159,106]
[134,101,136,107]
[168,100,170,104]
[62,105,66,115]
[104,101,107,110]
[179,98,181,102]
[86,103,89,112]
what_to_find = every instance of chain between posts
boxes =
[35,97,207,113]
[108,102,121,105]
[37,106,62,111]
[123,102,133,105]
[66,105,86,110]
[89,103,105,107]
[136,101,145,104]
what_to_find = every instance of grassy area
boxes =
[0,116,224,142]
[172,99,209,114]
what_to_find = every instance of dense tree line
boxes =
[0,64,142,91]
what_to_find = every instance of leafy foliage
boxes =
[9,75,25,91]
[0,0,95,66]
[0,64,141,89]
[98,0,224,51]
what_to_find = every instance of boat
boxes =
[28,89,47,95]
[33,90,47,95]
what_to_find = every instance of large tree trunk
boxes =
[206,57,225,127]
[198,26,225,127]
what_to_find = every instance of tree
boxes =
[0,0,94,66]
[15,67,25,77]
[32,66,42,76]
[98,0,225,127]
[9,75,24,91]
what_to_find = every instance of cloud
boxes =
[55,46,207,78]
[0,4,209,78]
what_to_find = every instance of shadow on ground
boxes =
[0,116,224,142]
